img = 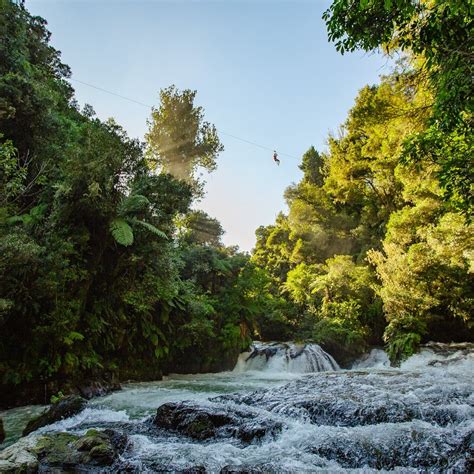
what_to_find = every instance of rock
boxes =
[246,344,279,361]
[76,379,121,400]
[36,429,127,470]
[181,467,206,474]
[0,377,122,410]
[220,466,269,474]
[0,435,40,473]
[154,402,232,440]
[215,371,470,428]
[0,429,127,472]
[0,418,4,444]
[22,395,87,436]
[154,401,282,442]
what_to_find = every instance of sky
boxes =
[27,0,391,251]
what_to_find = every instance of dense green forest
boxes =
[0,0,472,405]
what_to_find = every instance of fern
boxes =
[130,218,168,240]
[118,194,150,215]
[110,218,134,246]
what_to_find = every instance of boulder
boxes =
[154,401,282,442]
[22,395,87,436]
[35,429,126,469]
[0,435,40,473]
[76,379,121,400]
[0,429,127,472]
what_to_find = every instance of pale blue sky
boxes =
[27,0,391,251]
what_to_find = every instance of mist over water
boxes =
[1,342,473,472]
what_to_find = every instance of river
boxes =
[1,342,473,472]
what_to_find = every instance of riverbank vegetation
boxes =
[253,0,473,363]
[0,0,472,405]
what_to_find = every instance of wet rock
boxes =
[238,341,339,372]
[0,435,40,473]
[181,467,206,474]
[310,423,472,471]
[0,377,121,410]
[424,341,474,355]
[0,429,127,472]
[0,418,4,444]
[220,465,269,473]
[22,395,87,436]
[164,347,240,375]
[77,379,121,400]
[246,343,279,361]
[122,461,207,473]
[154,401,282,442]
[37,429,127,471]
[216,371,472,428]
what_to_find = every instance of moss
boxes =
[88,443,115,463]
[33,433,79,464]
[31,429,119,469]
[22,396,87,436]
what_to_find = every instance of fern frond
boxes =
[110,218,134,246]
[118,194,150,216]
[130,218,168,240]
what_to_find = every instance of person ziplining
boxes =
[273,150,280,166]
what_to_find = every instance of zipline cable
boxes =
[69,77,301,160]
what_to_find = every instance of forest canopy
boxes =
[0,0,472,404]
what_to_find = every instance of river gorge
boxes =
[1,342,473,472]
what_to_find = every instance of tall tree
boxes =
[146,86,224,193]
[323,0,473,215]
[179,210,225,247]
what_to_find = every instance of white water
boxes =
[233,342,339,373]
[351,348,391,369]
[1,342,473,472]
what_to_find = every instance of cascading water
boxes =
[1,342,473,472]
[234,341,340,373]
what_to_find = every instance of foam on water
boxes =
[1,342,473,472]
[234,341,339,373]
[36,407,130,434]
[352,348,391,369]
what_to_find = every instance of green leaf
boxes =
[63,331,85,346]
[130,218,168,240]
[6,215,25,225]
[118,194,150,215]
[110,218,134,246]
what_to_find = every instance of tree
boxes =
[145,86,224,193]
[368,163,474,364]
[299,146,325,187]
[323,0,474,215]
[179,210,224,247]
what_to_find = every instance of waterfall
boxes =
[2,342,472,471]
[352,342,474,371]
[351,348,391,369]
[234,342,339,373]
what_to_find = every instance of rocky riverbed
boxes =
[1,342,473,472]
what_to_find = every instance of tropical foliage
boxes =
[0,0,472,402]
[0,1,257,394]
[252,66,472,364]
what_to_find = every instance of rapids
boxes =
[1,342,473,472]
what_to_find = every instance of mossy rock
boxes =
[72,429,116,464]
[33,432,80,465]
[34,429,125,469]
[23,395,87,436]
[0,429,128,472]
